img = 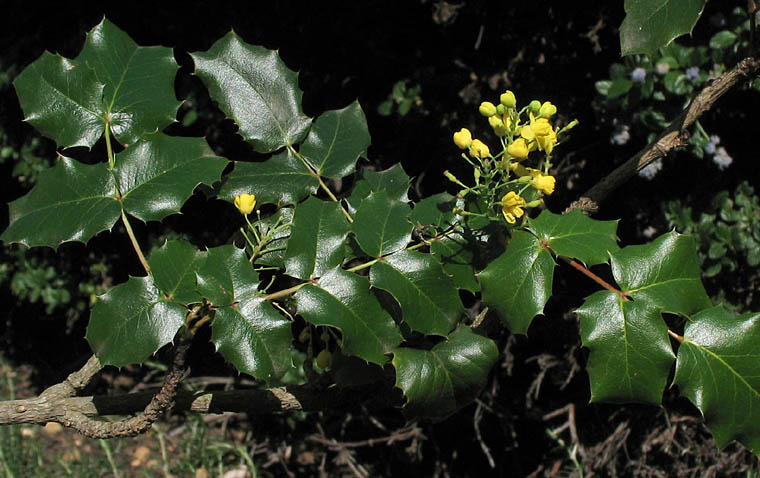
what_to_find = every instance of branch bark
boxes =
[566,56,760,214]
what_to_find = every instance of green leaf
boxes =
[352,191,412,258]
[347,163,411,212]
[370,250,464,336]
[673,307,760,454]
[529,209,619,266]
[709,30,738,49]
[607,78,633,99]
[211,296,292,381]
[218,149,318,206]
[191,31,311,153]
[430,234,481,293]
[300,101,370,179]
[115,134,228,222]
[149,239,205,305]
[295,267,402,365]
[77,18,181,145]
[611,231,711,315]
[576,291,674,404]
[410,193,457,229]
[13,52,105,149]
[392,327,498,420]
[283,196,349,280]
[1,158,120,247]
[253,207,293,269]
[86,276,186,367]
[196,245,259,307]
[619,0,707,56]
[477,230,555,334]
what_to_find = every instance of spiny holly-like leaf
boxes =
[196,245,259,307]
[283,196,349,280]
[619,0,707,56]
[218,149,318,206]
[86,276,186,367]
[430,233,480,293]
[77,18,181,145]
[352,190,412,258]
[211,296,292,381]
[295,267,403,365]
[529,209,619,266]
[300,101,370,179]
[192,31,311,153]
[370,250,464,336]
[13,52,105,149]
[392,326,498,420]
[576,290,674,404]
[149,239,205,305]
[410,193,457,229]
[477,230,555,334]
[115,133,228,222]
[347,163,411,212]
[673,307,760,454]
[1,158,120,247]
[611,231,711,315]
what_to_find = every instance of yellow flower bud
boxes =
[453,128,472,149]
[496,104,507,115]
[532,174,556,195]
[507,138,529,159]
[316,349,332,369]
[234,193,256,215]
[469,139,490,159]
[500,90,517,108]
[478,101,497,117]
[565,119,579,130]
[539,101,557,118]
[488,115,507,136]
[528,100,541,114]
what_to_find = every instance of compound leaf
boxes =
[673,307,760,454]
[370,250,464,336]
[392,326,498,420]
[352,190,412,258]
[77,18,181,145]
[529,209,619,266]
[192,31,311,153]
[620,0,707,56]
[86,276,186,367]
[300,101,370,178]
[283,196,349,280]
[1,158,120,247]
[611,231,711,315]
[196,245,259,307]
[576,290,674,404]
[477,230,555,334]
[295,267,402,365]
[115,133,228,222]
[149,239,205,305]
[218,149,318,206]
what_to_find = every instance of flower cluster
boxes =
[448,91,575,225]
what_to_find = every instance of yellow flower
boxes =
[539,101,557,118]
[453,128,472,149]
[507,138,529,159]
[532,173,556,195]
[234,193,256,215]
[469,139,490,159]
[479,101,497,117]
[488,115,507,136]
[500,90,516,109]
[521,115,557,153]
[501,191,526,224]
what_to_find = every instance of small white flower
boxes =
[638,159,663,180]
[712,147,733,170]
[631,67,646,84]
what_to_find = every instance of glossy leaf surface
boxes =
[77,18,181,145]
[619,0,707,55]
[576,290,674,404]
[1,158,120,247]
[115,134,228,222]
[300,101,370,178]
[370,250,464,336]
[430,234,480,293]
[352,191,412,258]
[283,196,349,280]
[192,31,311,153]
[86,276,186,367]
[347,164,411,212]
[673,307,760,454]
[392,327,498,420]
[410,193,457,229]
[196,245,259,307]
[529,209,619,266]
[477,230,554,334]
[218,149,318,206]
[149,239,205,305]
[295,267,402,365]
